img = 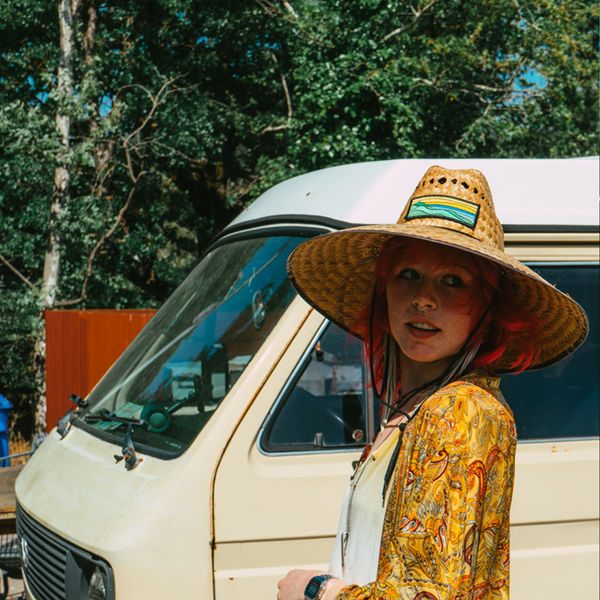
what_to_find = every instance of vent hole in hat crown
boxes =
[430,178,434,184]
[452,178,457,184]
[438,177,447,184]
[461,181,469,189]
[473,188,479,194]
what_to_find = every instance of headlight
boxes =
[89,566,107,600]
[68,550,114,600]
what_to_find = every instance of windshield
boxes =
[75,236,303,457]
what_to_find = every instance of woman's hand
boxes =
[277,569,324,600]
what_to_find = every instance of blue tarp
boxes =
[0,394,12,467]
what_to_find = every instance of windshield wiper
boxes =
[85,409,146,470]
[84,408,144,427]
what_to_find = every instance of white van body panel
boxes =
[15,158,599,600]
[511,439,599,599]
[229,157,599,228]
[213,314,600,600]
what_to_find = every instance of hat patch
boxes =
[406,195,480,229]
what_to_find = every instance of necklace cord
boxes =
[382,421,405,504]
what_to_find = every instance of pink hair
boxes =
[350,237,542,392]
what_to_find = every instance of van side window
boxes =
[500,265,599,441]
[262,323,375,453]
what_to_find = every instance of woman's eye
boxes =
[442,274,464,287]
[399,268,420,280]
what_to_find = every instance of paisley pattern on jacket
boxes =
[336,371,516,600]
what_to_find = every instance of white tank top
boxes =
[329,428,399,585]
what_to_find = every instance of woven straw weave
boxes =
[287,166,588,373]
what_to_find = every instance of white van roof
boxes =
[229,157,599,230]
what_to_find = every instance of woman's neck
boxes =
[399,352,453,396]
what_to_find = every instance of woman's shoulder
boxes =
[422,369,516,437]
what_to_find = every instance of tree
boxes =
[0,0,597,438]
[0,0,245,435]
[252,0,598,177]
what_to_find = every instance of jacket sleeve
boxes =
[336,384,516,600]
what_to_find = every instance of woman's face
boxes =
[386,249,478,371]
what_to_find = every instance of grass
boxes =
[6,431,32,467]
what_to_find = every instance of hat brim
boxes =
[287,224,589,374]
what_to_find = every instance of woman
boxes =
[277,166,588,600]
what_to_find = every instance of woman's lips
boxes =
[406,321,440,339]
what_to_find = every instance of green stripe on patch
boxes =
[406,195,480,229]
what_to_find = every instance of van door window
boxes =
[261,323,377,453]
[501,264,599,441]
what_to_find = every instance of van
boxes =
[15,158,599,600]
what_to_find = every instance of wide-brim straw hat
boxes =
[287,165,588,373]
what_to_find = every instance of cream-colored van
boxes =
[16,158,599,600]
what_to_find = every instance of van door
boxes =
[212,310,373,599]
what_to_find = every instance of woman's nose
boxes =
[412,279,437,311]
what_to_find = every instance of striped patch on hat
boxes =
[406,195,480,229]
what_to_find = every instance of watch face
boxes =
[305,580,321,598]
[305,574,334,600]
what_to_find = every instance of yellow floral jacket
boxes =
[337,371,517,600]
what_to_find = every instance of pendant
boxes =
[341,531,349,570]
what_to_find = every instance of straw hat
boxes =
[287,165,589,373]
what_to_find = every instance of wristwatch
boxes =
[304,574,337,600]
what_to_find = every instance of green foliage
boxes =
[0,0,597,437]
[0,289,40,435]
[273,0,599,166]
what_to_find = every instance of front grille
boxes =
[17,504,68,600]
[16,503,115,600]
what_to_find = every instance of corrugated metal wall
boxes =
[45,310,157,433]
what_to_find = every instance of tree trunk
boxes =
[85,1,115,198]
[33,0,75,436]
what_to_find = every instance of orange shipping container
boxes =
[45,309,156,433]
